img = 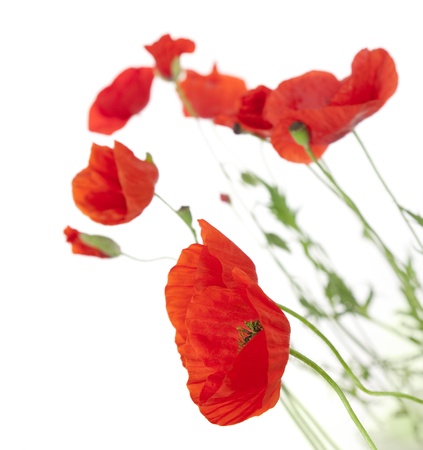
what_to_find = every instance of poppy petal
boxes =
[198,219,258,285]
[88,67,154,135]
[178,65,247,118]
[72,141,158,225]
[145,34,195,80]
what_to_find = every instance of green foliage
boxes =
[265,232,290,252]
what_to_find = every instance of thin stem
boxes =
[353,130,423,254]
[282,384,342,450]
[304,143,423,317]
[121,253,176,263]
[279,304,423,405]
[154,193,198,243]
[289,348,377,450]
[280,391,325,450]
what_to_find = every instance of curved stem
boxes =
[289,348,377,450]
[154,193,198,243]
[279,304,423,405]
[353,130,423,254]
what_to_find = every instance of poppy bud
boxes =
[289,121,310,147]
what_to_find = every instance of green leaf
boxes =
[402,208,423,227]
[79,234,121,258]
[177,206,193,228]
[299,297,327,318]
[325,272,360,314]
[266,185,299,230]
[264,232,290,252]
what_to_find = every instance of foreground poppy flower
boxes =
[88,67,154,135]
[264,48,398,163]
[178,65,247,119]
[64,227,121,258]
[72,141,159,225]
[165,220,291,425]
[145,34,195,80]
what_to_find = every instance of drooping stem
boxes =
[279,304,423,405]
[289,348,377,450]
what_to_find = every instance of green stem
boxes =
[303,143,423,317]
[289,348,377,450]
[280,391,325,450]
[121,253,176,263]
[279,304,423,405]
[353,130,423,254]
[154,193,198,243]
[282,384,342,450]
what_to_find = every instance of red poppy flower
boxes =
[72,141,159,225]
[264,48,398,163]
[88,67,154,135]
[64,227,120,258]
[145,34,195,80]
[165,220,291,425]
[178,65,247,119]
[215,85,273,138]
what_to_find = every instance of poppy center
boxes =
[237,320,263,351]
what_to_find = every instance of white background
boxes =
[1,1,422,449]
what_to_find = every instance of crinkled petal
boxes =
[198,219,258,285]
[72,141,158,225]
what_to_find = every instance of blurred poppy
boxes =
[88,67,154,135]
[72,141,158,225]
[64,227,120,258]
[165,220,291,425]
[215,85,273,138]
[178,65,247,119]
[264,48,398,163]
[145,34,195,80]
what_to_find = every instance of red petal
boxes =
[331,48,398,108]
[237,85,273,133]
[198,219,258,286]
[145,34,195,79]
[72,142,158,225]
[178,65,247,118]
[264,71,341,126]
[165,243,203,358]
[88,67,154,135]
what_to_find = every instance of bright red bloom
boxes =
[264,48,398,163]
[88,67,154,135]
[72,141,158,225]
[165,220,291,425]
[145,34,195,80]
[178,65,247,119]
[64,227,119,258]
